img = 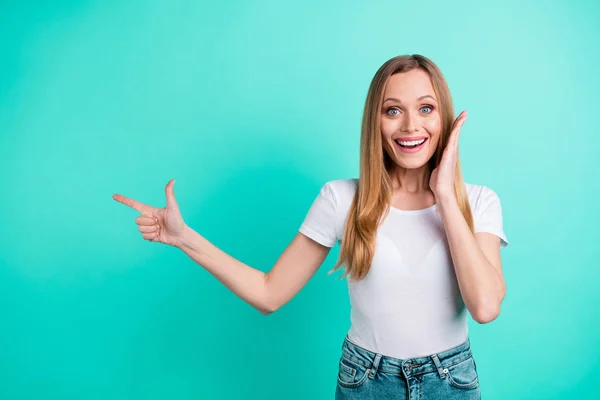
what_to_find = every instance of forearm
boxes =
[436,195,505,323]
[176,225,271,315]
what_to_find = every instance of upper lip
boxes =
[394,136,428,142]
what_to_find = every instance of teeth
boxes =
[396,139,425,146]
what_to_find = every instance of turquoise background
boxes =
[1,0,598,398]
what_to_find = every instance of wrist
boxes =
[175,224,195,250]
[435,192,458,208]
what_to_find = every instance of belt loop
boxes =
[431,354,447,378]
[342,335,349,351]
[368,353,382,379]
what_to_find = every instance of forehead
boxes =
[383,69,434,99]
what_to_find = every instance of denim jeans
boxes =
[335,335,480,399]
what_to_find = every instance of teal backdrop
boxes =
[1,0,598,399]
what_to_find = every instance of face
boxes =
[380,69,442,170]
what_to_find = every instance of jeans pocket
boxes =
[337,356,370,389]
[444,356,479,390]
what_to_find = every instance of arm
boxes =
[429,111,506,324]
[177,225,331,315]
[436,195,506,324]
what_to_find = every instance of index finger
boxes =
[451,111,467,131]
[113,193,153,215]
[450,112,467,145]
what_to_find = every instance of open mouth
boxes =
[394,137,428,153]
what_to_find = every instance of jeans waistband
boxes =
[341,335,474,378]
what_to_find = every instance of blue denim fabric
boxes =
[335,335,480,399]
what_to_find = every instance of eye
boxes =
[420,105,434,114]
[386,107,400,116]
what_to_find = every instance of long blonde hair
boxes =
[328,54,474,282]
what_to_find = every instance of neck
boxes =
[389,165,431,193]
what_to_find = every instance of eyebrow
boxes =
[383,95,437,104]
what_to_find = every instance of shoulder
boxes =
[464,182,497,199]
[464,182,502,215]
[323,178,358,208]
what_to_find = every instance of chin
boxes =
[396,158,429,170]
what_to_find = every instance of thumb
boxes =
[165,179,179,210]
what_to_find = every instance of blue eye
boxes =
[385,105,434,116]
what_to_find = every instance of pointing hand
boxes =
[113,179,187,247]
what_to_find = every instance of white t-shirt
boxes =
[299,178,508,359]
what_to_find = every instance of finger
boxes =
[451,111,463,130]
[142,232,159,240]
[452,113,466,133]
[165,179,179,210]
[113,194,153,214]
[454,114,467,151]
[445,129,457,153]
[439,142,453,166]
[451,111,467,132]
[442,133,458,164]
[139,225,159,233]
[450,125,460,151]
[136,216,157,226]
[449,114,466,149]
[454,128,461,152]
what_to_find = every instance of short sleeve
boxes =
[474,186,508,248]
[299,182,338,247]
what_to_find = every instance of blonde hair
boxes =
[328,54,474,282]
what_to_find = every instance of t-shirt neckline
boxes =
[389,203,437,215]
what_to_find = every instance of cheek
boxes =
[424,118,441,146]
[380,119,395,136]
[424,123,441,160]
[423,117,441,134]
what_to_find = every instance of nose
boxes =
[400,112,418,133]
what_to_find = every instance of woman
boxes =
[113,54,508,399]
